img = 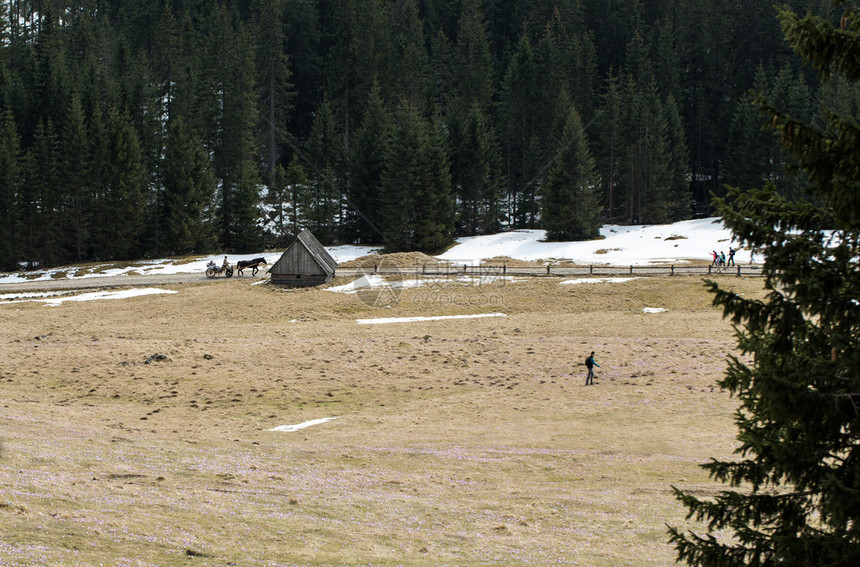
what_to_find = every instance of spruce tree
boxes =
[593,70,624,222]
[543,6,598,123]
[305,98,344,244]
[347,82,389,244]
[59,94,92,263]
[664,94,691,221]
[724,67,775,192]
[653,18,681,102]
[540,93,601,241]
[0,2,11,111]
[766,64,814,200]
[456,104,503,235]
[281,0,322,142]
[256,0,293,192]
[102,108,146,260]
[380,101,453,253]
[33,7,70,131]
[619,75,685,224]
[670,3,860,565]
[500,32,541,228]
[284,154,310,237]
[817,74,860,122]
[382,0,430,110]
[447,0,502,235]
[29,119,62,266]
[161,117,216,255]
[0,109,21,271]
[323,0,386,151]
[208,10,262,252]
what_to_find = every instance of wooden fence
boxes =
[335,263,764,278]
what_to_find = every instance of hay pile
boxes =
[340,251,446,269]
[480,256,546,267]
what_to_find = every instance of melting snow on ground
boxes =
[560,277,639,285]
[0,291,64,301]
[356,313,507,325]
[437,217,744,266]
[642,307,668,313]
[2,288,177,307]
[268,417,339,432]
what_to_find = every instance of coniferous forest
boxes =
[0,0,851,269]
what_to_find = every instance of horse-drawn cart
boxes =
[205,261,233,278]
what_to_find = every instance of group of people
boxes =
[710,247,735,267]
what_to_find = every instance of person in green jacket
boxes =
[585,352,600,385]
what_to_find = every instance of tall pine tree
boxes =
[346,82,389,244]
[161,116,216,255]
[0,109,21,271]
[380,101,453,253]
[101,108,146,260]
[593,69,625,222]
[540,93,601,241]
[305,98,345,244]
[670,3,860,564]
[59,94,92,263]
[501,32,541,228]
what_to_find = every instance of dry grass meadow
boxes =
[0,271,767,566]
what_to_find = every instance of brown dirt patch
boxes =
[0,274,765,565]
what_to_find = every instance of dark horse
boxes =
[236,257,267,276]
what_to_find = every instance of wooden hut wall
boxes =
[296,230,338,276]
[269,229,338,287]
[270,273,330,286]
[271,244,327,276]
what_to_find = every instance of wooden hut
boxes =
[268,228,338,287]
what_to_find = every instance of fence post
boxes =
[590,265,593,275]
[671,265,674,276]
[629,265,633,275]
[547,265,551,275]
[708,265,712,275]
[737,265,741,277]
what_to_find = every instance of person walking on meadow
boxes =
[585,351,599,385]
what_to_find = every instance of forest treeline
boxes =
[0,0,852,270]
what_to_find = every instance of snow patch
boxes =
[642,307,667,313]
[10,288,179,307]
[0,291,64,301]
[326,275,389,294]
[437,218,743,266]
[268,417,338,432]
[560,277,639,285]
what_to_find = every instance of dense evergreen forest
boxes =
[0,0,851,269]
